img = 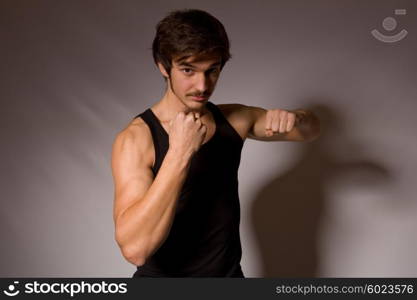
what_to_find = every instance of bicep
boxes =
[111,130,154,226]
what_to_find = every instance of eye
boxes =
[181,68,194,75]
[207,68,220,75]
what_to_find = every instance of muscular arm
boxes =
[218,103,320,142]
[112,111,205,266]
[111,126,191,266]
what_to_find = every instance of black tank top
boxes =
[132,101,244,277]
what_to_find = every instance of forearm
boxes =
[115,149,191,265]
[292,109,321,141]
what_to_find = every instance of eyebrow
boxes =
[178,61,222,69]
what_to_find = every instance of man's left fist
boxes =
[265,109,298,137]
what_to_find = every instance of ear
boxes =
[157,62,169,78]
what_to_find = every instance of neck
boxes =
[154,85,208,121]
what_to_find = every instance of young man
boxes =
[111,9,320,277]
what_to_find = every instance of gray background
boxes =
[1,0,416,277]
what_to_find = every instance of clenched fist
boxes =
[265,109,302,137]
[167,111,207,158]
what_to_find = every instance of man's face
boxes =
[160,54,222,111]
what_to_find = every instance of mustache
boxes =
[187,92,211,97]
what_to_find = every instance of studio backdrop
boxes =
[1,0,416,277]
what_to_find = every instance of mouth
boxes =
[190,95,209,101]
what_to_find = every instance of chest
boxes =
[159,110,248,144]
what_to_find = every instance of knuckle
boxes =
[185,114,194,121]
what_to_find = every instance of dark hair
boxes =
[152,9,231,75]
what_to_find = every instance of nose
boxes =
[194,72,209,93]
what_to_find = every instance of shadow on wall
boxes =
[250,101,392,277]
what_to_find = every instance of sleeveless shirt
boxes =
[132,101,244,277]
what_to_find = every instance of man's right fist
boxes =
[168,111,207,157]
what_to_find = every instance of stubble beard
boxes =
[168,76,207,114]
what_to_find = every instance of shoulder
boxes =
[216,103,253,120]
[216,103,255,140]
[113,117,151,150]
[112,116,155,167]
[217,103,248,114]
